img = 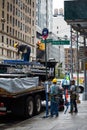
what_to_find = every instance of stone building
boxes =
[0,0,36,61]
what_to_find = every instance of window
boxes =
[2,48,4,55]
[2,23,4,31]
[32,2,34,8]
[57,31,58,34]
[2,0,5,9]
[13,17,15,26]
[29,9,31,16]
[2,11,4,18]
[7,2,9,12]
[16,8,17,16]
[6,38,8,45]
[13,6,15,15]
[13,29,14,36]
[13,0,15,4]
[15,30,17,37]
[10,16,12,24]
[10,27,12,34]
[16,0,18,4]
[7,14,9,23]
[18,21,20,28]
[23,34,24,40]
[32,11,34,17]
[10,39,11,46]
[29,0,31,5]
[12,52,15,58]
[2,36,4,42]
[7,50,11,57]
[12,40,14,47]
[32,20,34,26]
[7,26,9,33]
[16,19,17,26]
[57,26,59,29]
[10,4,12,12]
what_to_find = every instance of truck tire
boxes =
[34,95,41,114]
[25,96,34,118]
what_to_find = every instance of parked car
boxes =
[77,84,84,93]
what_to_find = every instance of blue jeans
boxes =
[50,100,59,116]
[70,98,78,112]
[23,52,30,61]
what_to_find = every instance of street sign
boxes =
[41,39,52,43]
[52,40,70,45]
[42,28,48,39]
[41,39,70,45]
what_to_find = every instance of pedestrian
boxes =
[49,78,63,117]
[69,79,78,114]
[14,43,31,62]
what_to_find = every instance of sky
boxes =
[53,0,64,9]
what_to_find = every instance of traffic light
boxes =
[37,41,45,51]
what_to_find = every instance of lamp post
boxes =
[42,28,48,81]
[42,28,49,118]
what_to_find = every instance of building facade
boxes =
[52,11,70,71]
[64,47,77,72]
[36,0,53,31]
[0,0,36,61]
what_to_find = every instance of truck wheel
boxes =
[35,95,41,114]
[25,96,34,118]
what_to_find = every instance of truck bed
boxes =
[0,76,45,97]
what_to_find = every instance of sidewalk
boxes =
[6,100,87,130]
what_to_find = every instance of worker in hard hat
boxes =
[14,43,31,62]
[49,78,59,117]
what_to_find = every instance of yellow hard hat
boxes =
[52,78,57,83]
[14,43,18,48]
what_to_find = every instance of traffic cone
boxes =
[65,89,68,99]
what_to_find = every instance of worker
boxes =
[14,43,31,62]
[69,79,78,114]
[36,41,45,61]
[49,78,59,117]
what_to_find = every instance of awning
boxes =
[64,0,87,36]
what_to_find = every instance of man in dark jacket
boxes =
[14,43,31,62]
[69,79,78,114]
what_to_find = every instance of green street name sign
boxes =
[41,39,52,43]
[41,39,70,45]
[52,40,70,45]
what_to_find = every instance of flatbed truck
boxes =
[0,60,57,118]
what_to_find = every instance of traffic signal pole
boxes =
[45,38,47,81]
[42,28,49,118]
